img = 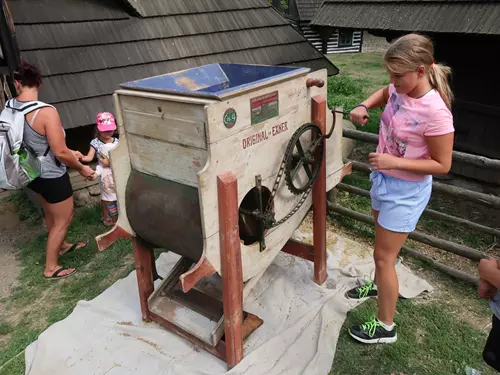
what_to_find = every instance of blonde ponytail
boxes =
[384,34,454,109]
[428,63,453,109]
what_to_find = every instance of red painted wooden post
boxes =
[282,239,315,262]
[217,172,244,368]
[132,237,155,321]
[312,96,327,285]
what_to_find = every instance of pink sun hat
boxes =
[96,112,117,132]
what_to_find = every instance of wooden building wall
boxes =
[274,0,362,54]
[300,24,362,54]
[433,34,500,184]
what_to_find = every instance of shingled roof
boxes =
[295,0,325,21]
[311,0,500,35]
[8,0,338,130]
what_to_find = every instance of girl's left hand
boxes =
[369,153,400,170]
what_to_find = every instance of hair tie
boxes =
[430,63,436,69]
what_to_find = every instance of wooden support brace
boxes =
[217,172,244,368]
[95,225,133,252]
[312,96,327,285]
[179,256,216,293]
[282,239,315,262]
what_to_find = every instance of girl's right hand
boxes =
[350,105,369,126]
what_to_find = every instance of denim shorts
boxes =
[370,171,432,233]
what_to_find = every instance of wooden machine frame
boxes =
[96,92,352,369]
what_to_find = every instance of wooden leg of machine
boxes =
[217,172,244,368]
[312,95,327,285]
[132,237,155,322]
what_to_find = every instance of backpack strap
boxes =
[21,101,55,116]
[5,100,55,116]
[29,109,41,126]
[12,101,60,166]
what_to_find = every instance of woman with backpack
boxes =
[11,61,96,280]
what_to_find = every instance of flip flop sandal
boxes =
[60,241,88,256]
[44,267,77,280]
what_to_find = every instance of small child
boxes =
[478,258,500,372]
[80,112,119,226]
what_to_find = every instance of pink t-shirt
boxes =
[377,84,454,181]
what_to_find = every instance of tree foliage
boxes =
[269,0,289,11]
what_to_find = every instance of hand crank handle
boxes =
[323,109,337,139]
[323,109,370,140]
[306,78,325,88]
[333,109,369,120]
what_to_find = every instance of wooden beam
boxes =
[336,183,500,238]
[348,159,500,209]
[282,239,315,262]
[0,0,20,72]
[327,202,494,262]
[312,96,327,285]
[342,128,500,171]
[217,172,244,368]
[401,246,478,285]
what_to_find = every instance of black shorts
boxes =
[484,315,500,372]
[27,172,73,204]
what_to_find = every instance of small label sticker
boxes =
[250,91,279,125]
[242,121,289,150]
[223,108,237,128]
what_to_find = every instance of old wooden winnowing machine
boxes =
[95,63,352,368]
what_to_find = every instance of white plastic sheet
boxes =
[25,234,432,375]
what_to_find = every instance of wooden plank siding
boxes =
[276,0,363,54]
[299,23,362,54]
[6,0,338,131]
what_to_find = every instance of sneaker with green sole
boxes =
[349,316,397,344]
[345,281,378,300]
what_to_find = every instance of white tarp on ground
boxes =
[25,232,433,375]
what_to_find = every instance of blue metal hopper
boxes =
[120,63,310,100]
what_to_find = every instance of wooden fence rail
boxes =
[329,128,500,284]
[336,183,500,238]
[343,128,500,171]
[328,203,492,262]
[347,159,500,209]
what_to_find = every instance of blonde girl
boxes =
[346,34,454,344]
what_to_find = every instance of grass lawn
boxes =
[326,52,497,375]
[0,196,163,374]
